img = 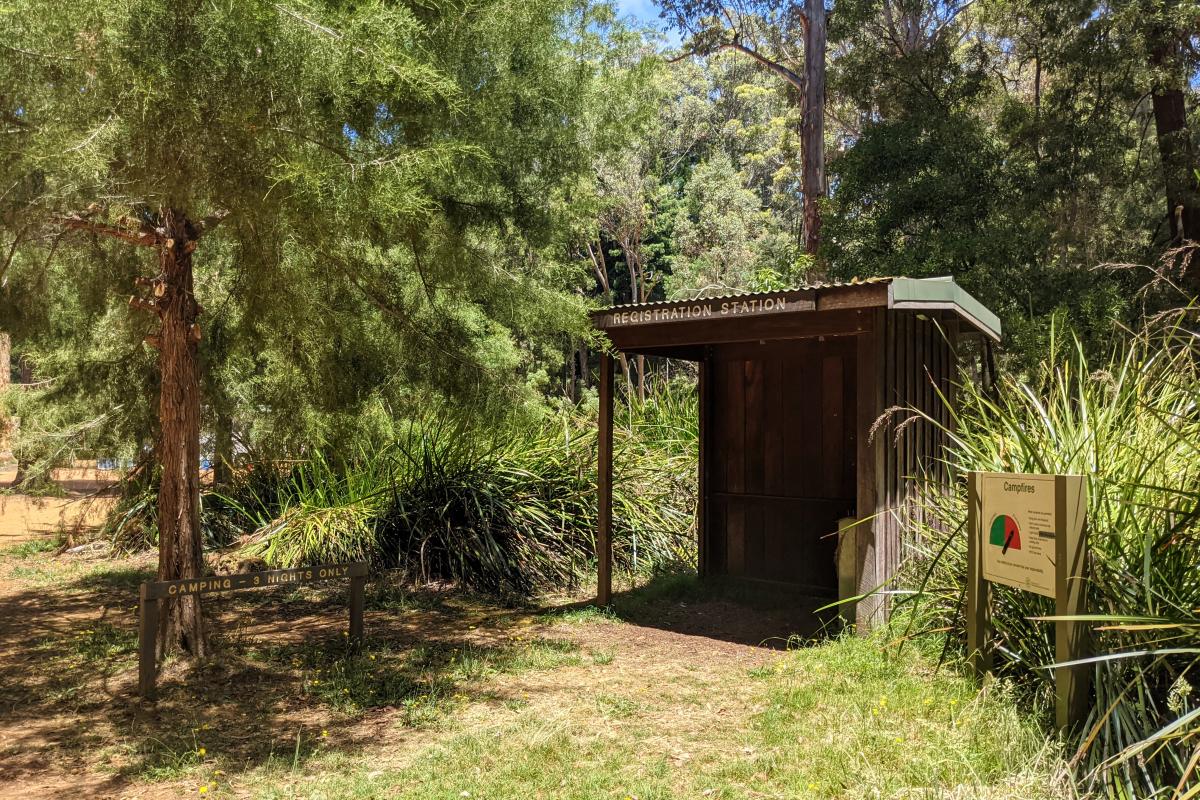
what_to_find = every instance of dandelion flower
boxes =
[321,729,329,738]
[198,787,207,795]
[198,747,206,757]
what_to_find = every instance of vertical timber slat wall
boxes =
[856,311,958,627]
[707,339,857,593]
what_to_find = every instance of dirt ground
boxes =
[0,547,832,799]
[0,464,119,547]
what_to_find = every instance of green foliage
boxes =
[897,323,1200,793]
[0,0,646,480]
[217,384,698,597]
[825,0,1175,366]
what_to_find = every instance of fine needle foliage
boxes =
[895,321,1200,795]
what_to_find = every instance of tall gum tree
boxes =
[662,0,829,272]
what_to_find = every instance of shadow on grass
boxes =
[545,570,844,649]
[0,561,578,798]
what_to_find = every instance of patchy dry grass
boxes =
[0,551,1073,799]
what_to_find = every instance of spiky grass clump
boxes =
[225,382,698,597]
[896,326,1200,795]
[231,449,390,567]
[378,387,697,596]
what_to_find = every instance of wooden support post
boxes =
[1055,475,1090,730]
[697,356,709,577]
[349,574,365,652]
[597,351,615,606]
[966,472,992,678]
[854,315,884,632]
[138,584,159,701]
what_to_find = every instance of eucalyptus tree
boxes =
[660,0,828,266]
[2,0,615,658]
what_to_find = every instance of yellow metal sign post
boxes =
[966,471,1090,730]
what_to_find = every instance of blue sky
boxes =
[615,0,659,21]
[614,0,682,46]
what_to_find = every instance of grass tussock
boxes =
[215,385,698,597]
[896,324,1200,795]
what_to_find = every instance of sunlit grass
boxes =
[244,635,1070,800]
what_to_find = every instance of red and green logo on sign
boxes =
[989,514,1022,553]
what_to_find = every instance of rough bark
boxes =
[155,208,208,659]
[0,333,10,392]
[1147,7,1200,249]
[803,0,828,269]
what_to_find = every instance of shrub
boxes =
[896,325,1200,795]
[221,383,698,597]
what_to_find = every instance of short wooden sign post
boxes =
[138,562,368,700]
[966,471,1090,730]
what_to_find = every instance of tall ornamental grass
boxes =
[222,382,698,596]
[896,325,1200,796]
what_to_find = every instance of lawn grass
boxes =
[241,634,1070,800]
[0,551,1072,799]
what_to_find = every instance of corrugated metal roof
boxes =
[595,276,891,312]
[592,275,1001,340]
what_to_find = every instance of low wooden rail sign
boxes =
[966,472,1089,730]
[138,562,368,700]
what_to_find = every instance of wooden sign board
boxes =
[600,292,815,328]
[138,562,367,701]
[967,471,1089,731]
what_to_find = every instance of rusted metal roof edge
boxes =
[589,277,891,319]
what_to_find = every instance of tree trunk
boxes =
[1147,9,1200,262]
[11,354,32,488]
[802,0,828,270]
[1151,86,1199,241]
[155,208,208,660]
[0,333,10,392]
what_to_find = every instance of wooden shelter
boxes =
[591,276,1001,630]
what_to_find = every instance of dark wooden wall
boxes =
[856,311,957,627]
[703,337,859,593]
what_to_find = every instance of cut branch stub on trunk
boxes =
[56,204,229,665]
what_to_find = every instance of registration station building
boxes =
[590,277,1002,629]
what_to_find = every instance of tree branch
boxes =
[719,42,805,91]
[193,209,231,239]
[55,215,159,247]
[668,42,804,93]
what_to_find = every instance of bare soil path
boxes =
[0,464,119,547]
[0,551,785,799]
